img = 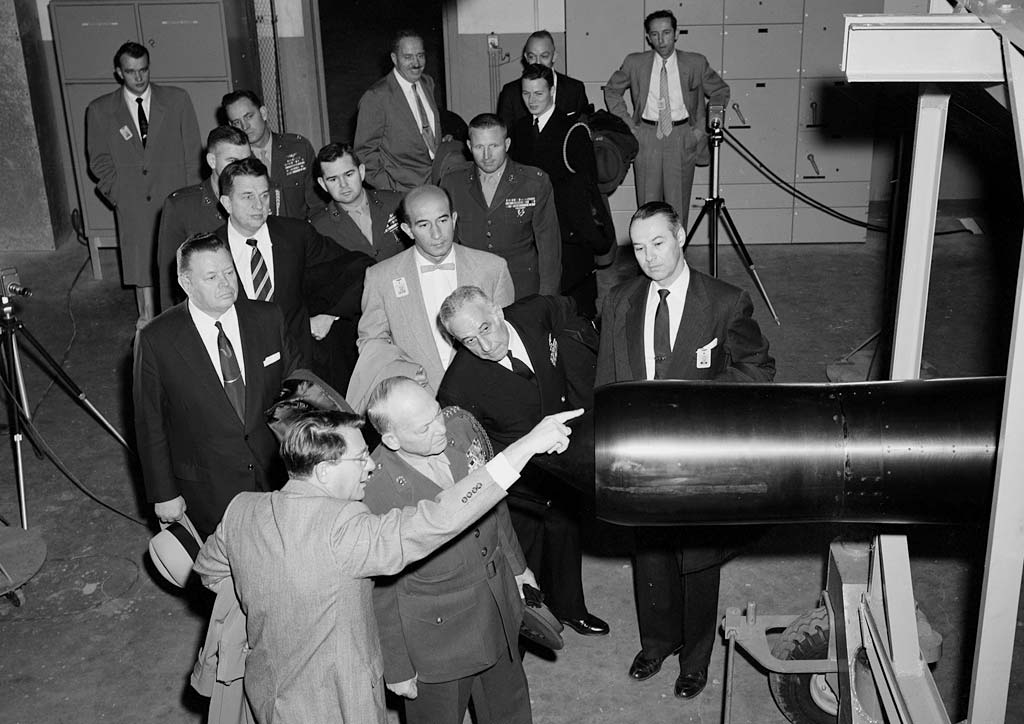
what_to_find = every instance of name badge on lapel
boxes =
[696,338,718,369]
[393,277,409,298]
[119,125,133,141]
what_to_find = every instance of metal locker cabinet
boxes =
[723,0,804,25]
[49,3,139,81]
[677,25,723,68]
[566,0,644,84]
[720,78,799,185]
[652,1,723,27]
[690,182,794,245]
[138,3,228,79]
[722,24,803,80]
[796,79,875,183]
[62,83,118,238]
[802,0,882,77]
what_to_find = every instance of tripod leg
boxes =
[718,204,781,326]
[13,320,130,450]
[0,332,30,529]
[683,202,712,251]
[709,199,721,277]
[0,335,45,460]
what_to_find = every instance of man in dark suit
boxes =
[596,202,775,699]
[363,377,536,724]
[215,157,373,380]
[155,125,255,313]
[223,89,323,219]
[442,113,561,298]
[133,233,300,539]
[605,9,730,226]
[354,29,444,192]
[86,41,202,328]
[437,286,609,637]
[510,64,612,318]
[496,30,590,128]
[309,143,406,262]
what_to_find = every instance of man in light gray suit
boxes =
[604,9,729,226]
[354,29,444,192]
[193,406,581,724]
[349,185,514,408]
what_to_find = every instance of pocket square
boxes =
[263,352,281,367]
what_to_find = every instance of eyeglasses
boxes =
[334,449,371,464]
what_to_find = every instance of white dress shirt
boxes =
[414,248,458,367]
[393,69,437,159]
[643,53,689,123]
[226,220,276,299]
[123,85,152,139]
[187,302,247,385]
[643,262,690,379]
[535,104,557,133]
[500,322,535,373]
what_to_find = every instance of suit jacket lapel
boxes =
[670,270,710,377]
[467,167,490,211]
[146,84,166,151]
[396,251,441,369]
[112,91,144,156]
[637,52,656,112]
[172,305,244,425]
[368,192,394,247]
[236,302,264,431]
[623,280,648,380]
[266,217,294,302]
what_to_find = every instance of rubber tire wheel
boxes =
[768,607,836,724]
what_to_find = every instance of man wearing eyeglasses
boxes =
[361,377,536,724]
[194,402,581,723]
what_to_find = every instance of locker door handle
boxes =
[731,103,748,126]
[809,101,819,127]
[806,154,821,176]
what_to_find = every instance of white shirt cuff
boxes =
[485,453,520,490]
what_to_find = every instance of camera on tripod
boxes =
[708,104,725,132]
[1,267,33,299]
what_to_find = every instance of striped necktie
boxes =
[657,59,673,139]
[413,82,436,153]
[246,238,273,301]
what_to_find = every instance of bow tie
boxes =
[420,262,455,273]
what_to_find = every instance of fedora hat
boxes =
[148,516,203,588]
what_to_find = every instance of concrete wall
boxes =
[3,0,72,251]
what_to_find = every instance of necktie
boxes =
[246,238,273,301]
[420,262,455,273]
[136,97,149,147]
[657,59,673,139]
[427,453,455,489]
[653,288,672,379]
[413,83,436,154]
[215,321,245,422]
[531,116,540,139]
[507,352,536,382]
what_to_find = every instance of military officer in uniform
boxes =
[441,113,561,299]
[309,142,406,262]
[155,125,270,312]
[222,89,323,219]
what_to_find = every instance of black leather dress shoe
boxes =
[628,651,667,681]
[674,668,708,699]
[559,613,610,636]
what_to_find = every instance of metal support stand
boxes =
[721,536,947,724]
[0,294,129,529]
[684,122,781,325]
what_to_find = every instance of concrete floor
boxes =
[2,206,1023,723]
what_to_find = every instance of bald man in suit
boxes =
[350,185,514,406]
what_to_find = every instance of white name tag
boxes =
[263,352,281,367]
[393,277,409,298]
[696,337,718,369]
[119,125,133,141]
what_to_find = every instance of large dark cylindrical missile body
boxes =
[594,377,1002,526]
